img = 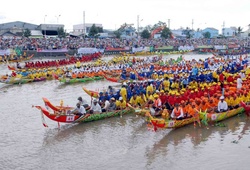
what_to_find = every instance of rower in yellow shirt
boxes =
[146,83,154,98]
[147,91,155,102]
[120,85,127,101]
[163,77,170,91]
[76,60,81,68]
[212,70,219,81]
[129,94,139,107]
[137,92,147,107]
[116,97,127,109]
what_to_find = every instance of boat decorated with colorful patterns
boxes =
[33,97,134,127]
[198,107,245,126]
[103,75,146,84]
[58,76,103,84]
[0,77,33,84]
[82,87,99,98]
[145,111,197,129]
[1,54,34,64]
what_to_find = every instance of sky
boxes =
[0,0,249,33]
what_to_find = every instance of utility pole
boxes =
[83,11,85,38]
[137,15,139,38]
[44,15,47,38]
[192,19,194,30]
[222,21,225,36]
[55,15,61,23]
[168,19,170,29]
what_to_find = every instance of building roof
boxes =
[204,27,218,31]
[0,21,38,30]
[0,31,17,36]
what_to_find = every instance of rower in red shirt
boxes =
[159,90,168,105]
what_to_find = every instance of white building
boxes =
[222,27,237,37]
[73,23,103,36]
[171,28,186,38]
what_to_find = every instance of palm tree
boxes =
[237,26,243,37]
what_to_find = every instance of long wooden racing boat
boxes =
[1,54,34,64]
[0,77,33,84]
[34,105,133,124]
[199,107,245,125]
[82,87,99,98]
[103,75,145,83]
[145,112,197,129]
[59,76,103,84]
[42,97,75,114]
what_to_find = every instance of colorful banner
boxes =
[155,46,174,50]
[37,48,68,53]
[77,48,104,54]
[0,49,10,56]
[15,47,22,56]
[132,47,150,53]
[214,45,227,50]
[178,46,194,51]
[228,44,240,49]
[195,46,213,49]
[105,47,130,51]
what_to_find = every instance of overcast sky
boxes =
[0,0,249,33]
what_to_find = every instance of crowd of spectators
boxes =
[0,36,249,51]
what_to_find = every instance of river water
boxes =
[0,53,250,170]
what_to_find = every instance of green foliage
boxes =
[57,27,66,38]
[141,29,151,39]
[23,28,31,37]
[96,27,103,33]
[88,24,99,37]
[113,30,121,38]
[237,26,243,35]
[161,27,172,39]
[203,31,211,38]
[182,27,193,39]
[152,21,166,31]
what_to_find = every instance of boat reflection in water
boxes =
[145,115,250,169]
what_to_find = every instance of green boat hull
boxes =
[75,109,134,123]
[199,107,245,124]
[0,78,33,84]
[59,76,103,84]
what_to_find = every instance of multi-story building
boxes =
[72,23,103,36]
[0,21,64,38]
[222,27,237,37]
[202,27,219,38]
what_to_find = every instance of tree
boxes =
[203,31,211,38]
[161,27,172,39]
[182,27,193,38]
[152,21,166,31]
[57,27,66,38]
[144,25,152,31]
[141,29,151,39]
[23,28,31,37]
[96,27,103,33]
[237,26,243,37]
[113,30,121,38]
[88,24,98,37]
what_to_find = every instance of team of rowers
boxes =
[22,52,101,69]
[72,66,250,120]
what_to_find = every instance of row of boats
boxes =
[33,85,250,131]
[0,55,164,85]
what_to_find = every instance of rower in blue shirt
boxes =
[199,72,206,82]
[121,72,127,80]
[191,66,199,76]
[130,71,136,80]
